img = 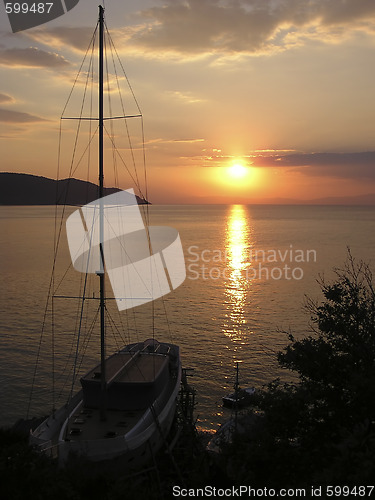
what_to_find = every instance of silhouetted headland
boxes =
[0,172,150,206]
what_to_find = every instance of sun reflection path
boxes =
[222,205,253,345]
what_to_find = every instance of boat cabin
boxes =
[81,344,170,411]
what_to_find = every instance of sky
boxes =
[0,0,375,204]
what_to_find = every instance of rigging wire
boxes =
[84,26,96,201]
[102,123,140,187]
[73,307,100,388]
[27,17,101,417]
[103,19,149,342]
[56,305,100,402]
[28,5,179,417]
[67,31,102,402]
[105,25,143,195]
[104,30,119,189]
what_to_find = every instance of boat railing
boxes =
[142,343,159,353]
[158,344,171,355]
[128,344,141,353]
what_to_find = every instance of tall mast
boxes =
[98,4,106,421]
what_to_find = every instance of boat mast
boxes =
[234,362,239,433]
[98,4,106,421]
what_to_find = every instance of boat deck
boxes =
[64,405,145,442]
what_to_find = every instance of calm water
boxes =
[1,204,375,430]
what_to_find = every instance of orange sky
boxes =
[1,0,375,204]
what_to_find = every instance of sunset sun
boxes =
[228,163,249,179]
[209,161,262,193]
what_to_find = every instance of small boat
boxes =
[222,387,256,409]
[207,363,256,455]
[29,5,184,466]
[222,362,255,409]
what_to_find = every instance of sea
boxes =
[1,204,375,431]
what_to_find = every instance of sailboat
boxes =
[29,6,184,466]
[207,363,256,455]
[222,362,255,409]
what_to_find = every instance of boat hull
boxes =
[222,387,255,409]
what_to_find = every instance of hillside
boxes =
[0,173,149,205]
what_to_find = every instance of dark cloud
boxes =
[0,47,69,68]
[0,108,47,123]
[253,151,375,180]
[316,0,375,24]
[129,0,375,54]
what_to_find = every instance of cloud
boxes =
[146,137,205,145]
[22,1,375,59]
[0,93,14,104]
[0,108,47,123]
[0,47,69,68]
[252,151,375,180]
[128,0,375,56]
[25,27,95,52]
[166,90,206,104]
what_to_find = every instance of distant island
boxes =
[0,173,150,206]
